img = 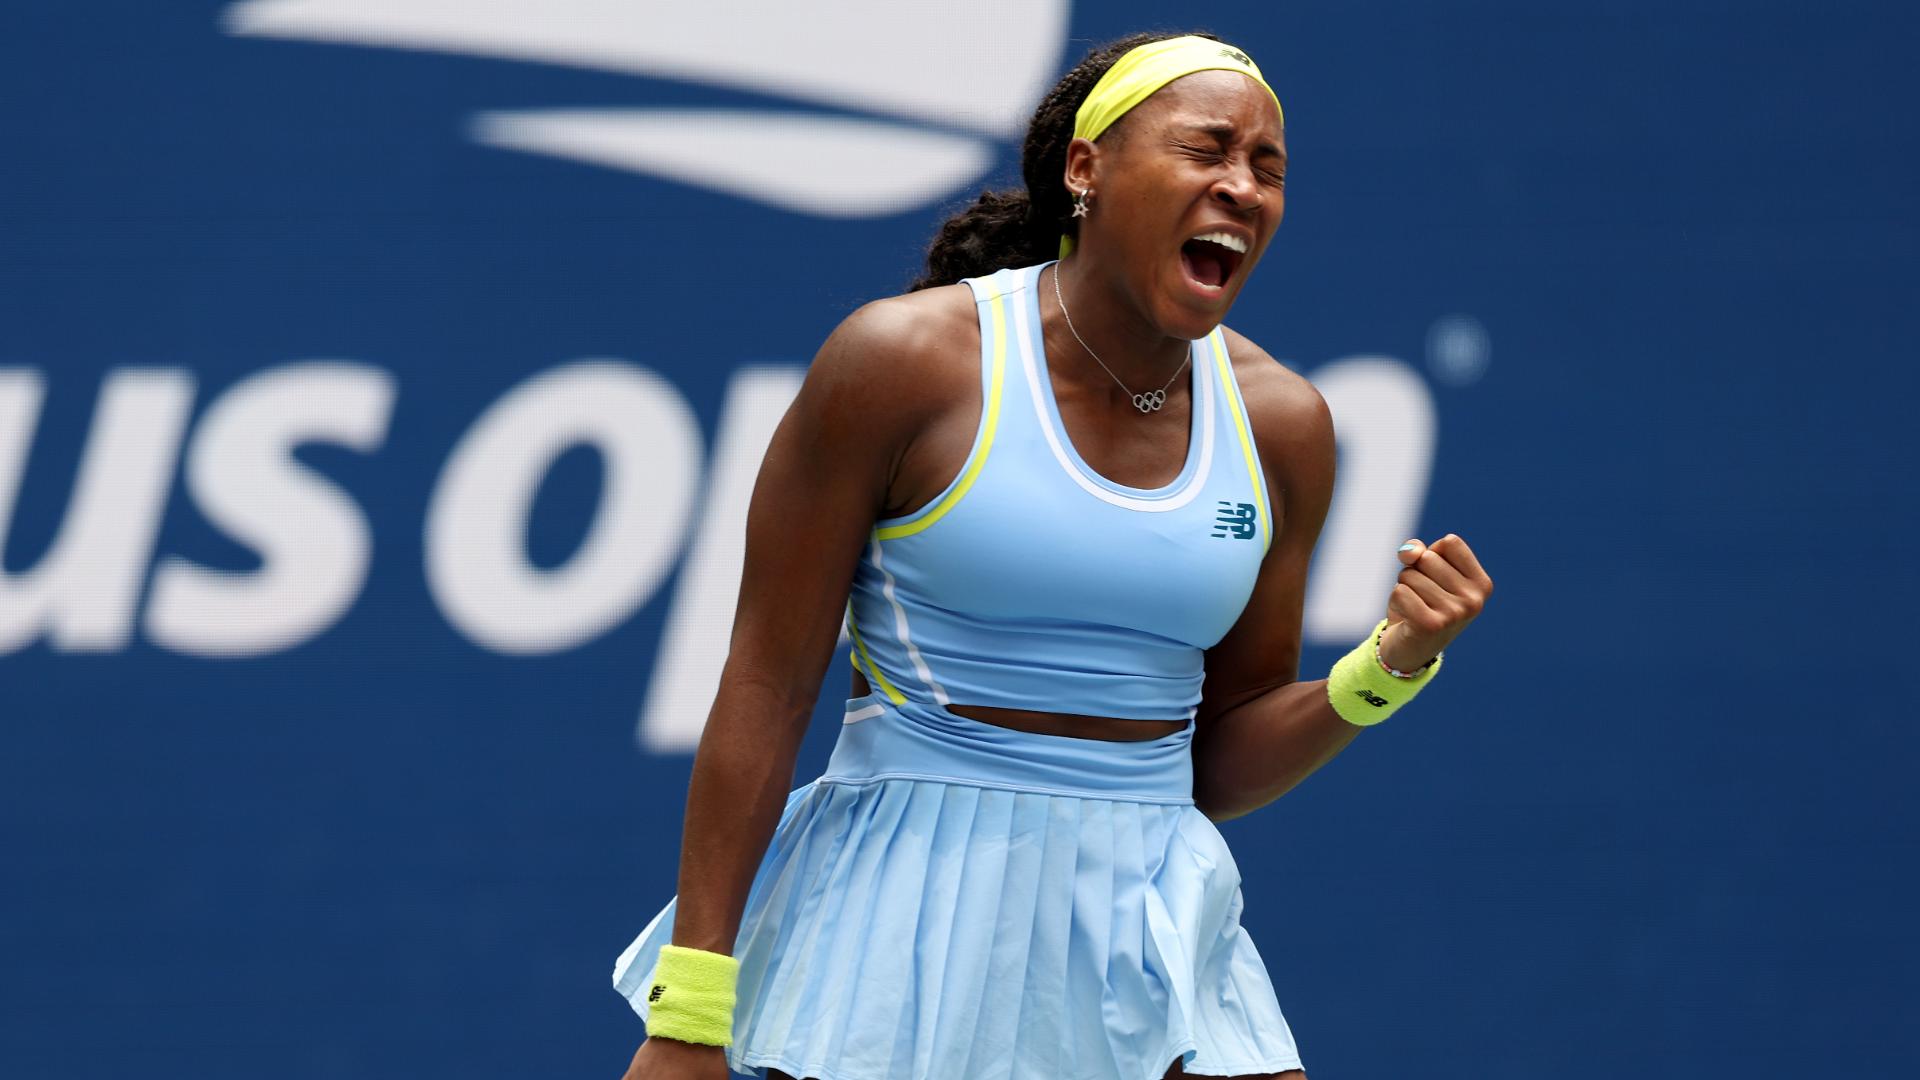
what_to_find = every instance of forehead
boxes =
[1124,69,1285,145]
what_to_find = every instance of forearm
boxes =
[1191,679,1359,821]
[668,676,812,954]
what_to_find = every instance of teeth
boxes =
[1191,231,1248,254]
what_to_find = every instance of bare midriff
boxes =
[850,671,1188,743]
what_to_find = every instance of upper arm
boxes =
[1197,330,1338,722]
[719,295,957,715]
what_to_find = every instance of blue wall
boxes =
[3,3,1915,1077]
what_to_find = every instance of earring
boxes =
[1071,188,1093,218]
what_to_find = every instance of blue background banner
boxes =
[3,2,1914,1077]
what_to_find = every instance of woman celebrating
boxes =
[615,31,1492,1080]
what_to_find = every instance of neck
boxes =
[1047,257,1192,394]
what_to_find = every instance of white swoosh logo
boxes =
[223,0,1069,217]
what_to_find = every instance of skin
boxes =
[620,68,1492,1080]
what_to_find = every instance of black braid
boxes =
[909,30,1221,292]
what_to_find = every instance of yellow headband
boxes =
[1061,36,1283,257]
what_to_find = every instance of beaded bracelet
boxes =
[1375,628,1441,680]
[1328,619,1443,726]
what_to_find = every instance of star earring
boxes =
[1071,188,1093,218]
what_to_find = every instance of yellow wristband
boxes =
[1327,619,1442,726]
[644,945,739,1047]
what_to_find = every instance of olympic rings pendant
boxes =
[1132,389,1167,413]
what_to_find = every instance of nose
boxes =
[1211,165,1262,213]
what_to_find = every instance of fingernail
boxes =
[1398,542,1419,553]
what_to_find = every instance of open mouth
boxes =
[1179,231,1249,291]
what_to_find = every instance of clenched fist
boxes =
[1379,534,1493,673]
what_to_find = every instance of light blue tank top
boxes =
[844,262,1272,721]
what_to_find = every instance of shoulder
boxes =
[798,283,980,437]
[1218,325,1335,472]
[806,285,978,409]
[827,283,978,359]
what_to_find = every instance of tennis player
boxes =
[614,31,1492,1080]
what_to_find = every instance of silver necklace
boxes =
[1051,263,1189,414]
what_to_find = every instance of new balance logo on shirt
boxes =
[1212,501,1257,540]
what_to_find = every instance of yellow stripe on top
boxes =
[873,287,1007,541]
[1212,331,1272,551]
[845,605,905,704]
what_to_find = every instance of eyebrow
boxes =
[1181,123,1286,164]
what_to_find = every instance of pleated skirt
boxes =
[613,695,1302,1080]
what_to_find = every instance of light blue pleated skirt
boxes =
[612,696,1302,1080]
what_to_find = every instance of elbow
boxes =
[1191,763,1296,823]
[1193,795,1240,823]
[1191,776,1254,823]
[715,660,824,725]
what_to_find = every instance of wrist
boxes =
[1376,634,1439,679]
[1327,619,1442,726]
[644,945,739,1047]
[1375,622,1439,676]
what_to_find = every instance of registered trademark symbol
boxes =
[1426,314,1489,387]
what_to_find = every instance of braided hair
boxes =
[909,30,1221,292]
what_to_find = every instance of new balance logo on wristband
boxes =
[1354,689,1389,707]
[649,985,666,1002]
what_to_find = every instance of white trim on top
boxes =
[866,538,950,706]
[1013,269,1216,511]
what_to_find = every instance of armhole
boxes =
[1213,329,1273,552]
[872,271,1011,541]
